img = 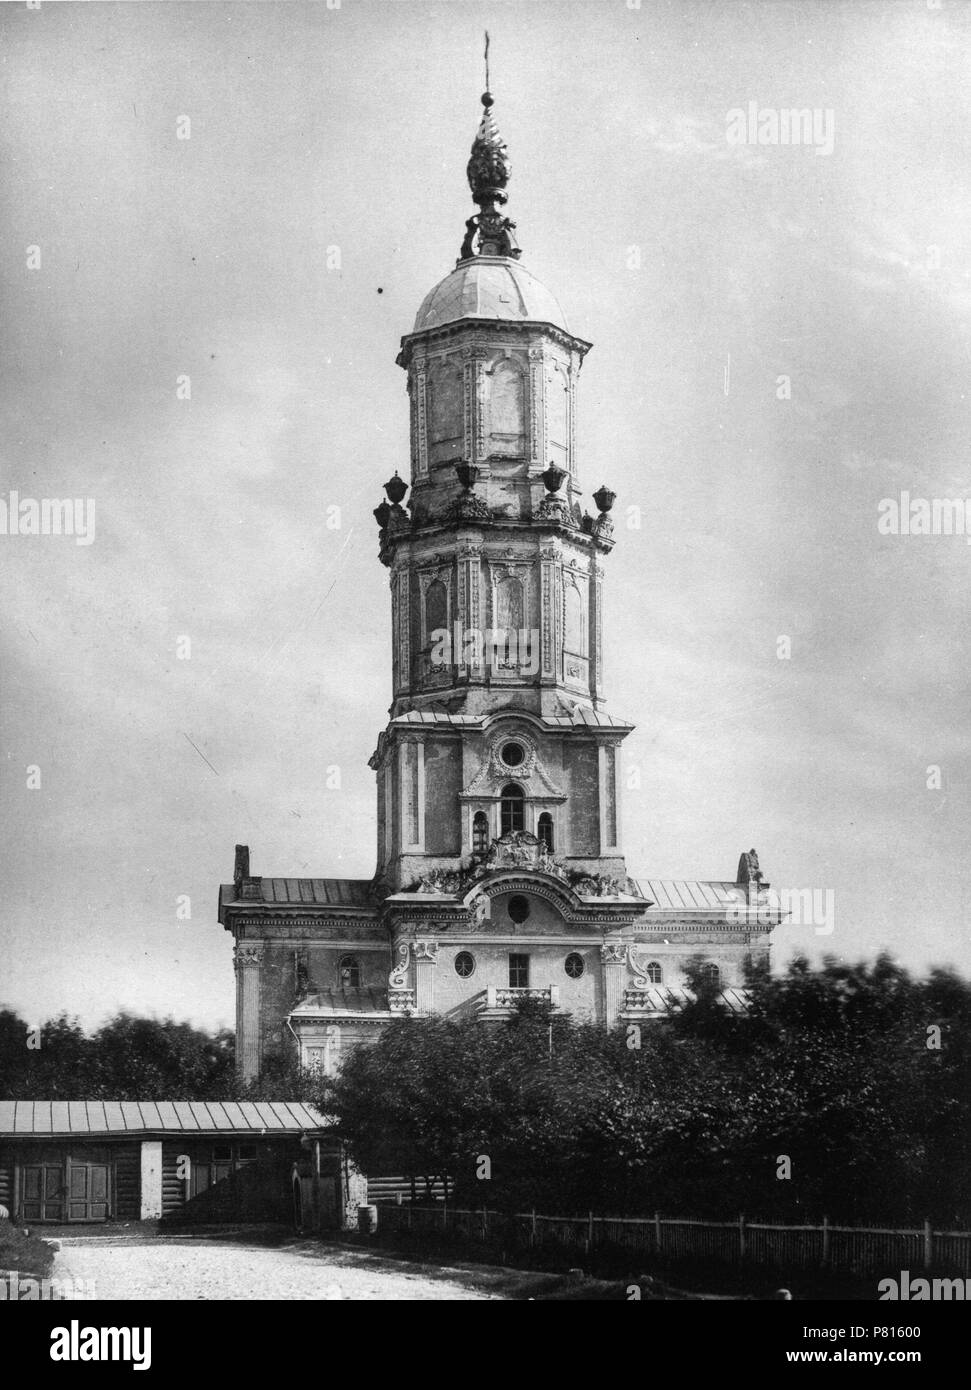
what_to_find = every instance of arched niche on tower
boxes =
[495,572,525,632]
[485,357,526,457]
[427,357,464,465]
[489,561,535,678]
[563,572,587,658]
[546,358,570,473]
[419,567,453,685]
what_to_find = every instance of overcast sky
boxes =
[2,0,969,1033]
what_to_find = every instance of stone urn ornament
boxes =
[541,462,568,494]
[455,460,480,491]
[384,472,408,505]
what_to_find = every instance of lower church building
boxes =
[218,87,784,1085]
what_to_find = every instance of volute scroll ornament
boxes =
[388,942,411,989]
[627,945,658,990]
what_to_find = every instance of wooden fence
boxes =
[373,1202,971,1277]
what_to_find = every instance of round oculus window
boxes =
[454,951,476,978]
[565,953,584,979]
[501,741,525,768]
[507,895,531,924]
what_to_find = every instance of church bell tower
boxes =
[219,74,781,1076]
[370,88,634,907]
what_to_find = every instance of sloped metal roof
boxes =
[627,986,751,1016]
[290,989,391,1020]
[256,878,372,906]
[632,879,744,911]
[390,708,634,730]
[0,1100,328,1138]
[631,880,784,918]
[220,878,375,913]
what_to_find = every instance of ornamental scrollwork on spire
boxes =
[458,92,523,263]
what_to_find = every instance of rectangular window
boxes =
[508,954,529,989]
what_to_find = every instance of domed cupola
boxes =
[394,87,592,526]
[413,259,569,335]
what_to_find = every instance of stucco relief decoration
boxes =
[601,943,626,964]
[571,872,637,898]
[413,940,439,963]
[462,738,563,798]
[409,831,569,898]
[481,830,568,880]
[491,732,537,779]
[234,944,264,969]
[417,867,466,895]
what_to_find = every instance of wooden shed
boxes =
[0,1100,345,1228]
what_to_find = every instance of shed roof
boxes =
[389,708,634,730]
[0,1100,328,1139]
[628,986,751,1016]
[290,989,391,1020]
[631,879,783,918]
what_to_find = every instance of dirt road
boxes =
[53,1236,500,1300]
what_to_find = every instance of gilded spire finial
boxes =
[457,33,522,264]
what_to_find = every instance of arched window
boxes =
[645,961,663,984]
[338,955,360,989]
[500,784,525,835]
[537,812,554,853]
[700,963,720,987]
[472,810,489,856]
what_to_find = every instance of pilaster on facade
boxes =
[398,737,426,853]
[411,355,428,482]
[591,561,605,704]
[390,566,412,699]
[234,941,264,1081]
[412,939,439,1013]
[528,345,545,467]
[456,542,483,679]
[600,941,627,1029]
[538,543,559,683]
[598,742,622,854]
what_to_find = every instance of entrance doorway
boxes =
[20,1147,111,1222]
[67,1149,110,1221]
[21,1159,65,1223]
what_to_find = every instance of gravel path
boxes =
[53,1238,498,1301]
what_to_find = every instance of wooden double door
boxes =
[21,1148,110,1222]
